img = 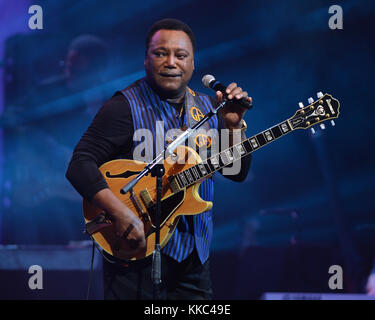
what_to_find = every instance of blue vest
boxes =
[121,78,218,263]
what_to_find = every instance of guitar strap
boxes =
[183,86,218,160]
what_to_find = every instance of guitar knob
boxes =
[317,92,323,98]
[298,102,304,108]
[320,123,326,130]
[331,120,335,126]
[311,128,316,134]
[308,97,314,104]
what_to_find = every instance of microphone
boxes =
[202,74,252,109]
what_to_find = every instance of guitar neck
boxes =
[173,118,295,189]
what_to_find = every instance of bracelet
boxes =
[228,119,247,134]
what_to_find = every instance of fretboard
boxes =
[173,119,294,189]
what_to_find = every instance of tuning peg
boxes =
[320,123,326,130]
[308,97,314,104]
[298,102,304,108]
[317,92,323,98]
[331,120,335,126]
[310,128,316,134]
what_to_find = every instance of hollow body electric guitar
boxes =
[83,93,340,261]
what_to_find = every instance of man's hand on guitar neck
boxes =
[92,188,146,255]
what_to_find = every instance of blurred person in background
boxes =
[2,34,110,244]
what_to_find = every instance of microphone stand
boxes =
[120,99,228,300]
[151,161,164,300]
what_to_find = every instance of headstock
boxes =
[289,92,340,133]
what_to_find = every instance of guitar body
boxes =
[82,145,212,261]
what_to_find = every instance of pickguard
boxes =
[147,190,185,227]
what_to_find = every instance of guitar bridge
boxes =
[129,189,149,222]
[140,189,154,208]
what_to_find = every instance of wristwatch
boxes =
[229,119,247,133]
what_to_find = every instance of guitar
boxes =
[83,92,340,261]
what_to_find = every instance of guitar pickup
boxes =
[140,189,154,208]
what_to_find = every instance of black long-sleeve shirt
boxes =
[66,91,251,201]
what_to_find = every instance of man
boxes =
[66,18,252,299]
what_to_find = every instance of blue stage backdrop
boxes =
[0,0,374,269]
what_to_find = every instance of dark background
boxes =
[0,0,374,299]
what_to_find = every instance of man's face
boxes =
[145,29,194,99]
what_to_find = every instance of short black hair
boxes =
[68,34,109,67]
[145,18,196,53]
